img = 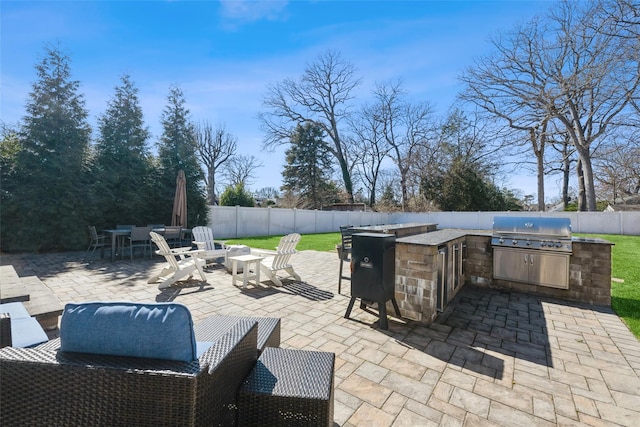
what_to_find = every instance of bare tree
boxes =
[599,0,640,116]
[195,122,236,205]
[438,108,502,176]
[461,0,640,211]
[546,130,577,208]
[255,186,280,201]
[593,132,640,202]
[223,154,263,188]
[260,50,361,203]
[599,0,640,37]
[459,17,555,211]
[369,80,435,211]
[348,103,390,207]
[544,1,639,210]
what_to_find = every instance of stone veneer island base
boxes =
[391,230,613,325]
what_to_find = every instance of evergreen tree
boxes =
[156,86,207,226]
[94,74,152,227]
[1,46,91,251]
[219,183,255,207]
[378,184,399,210]
[281,123,337,209]
[0,124,21,197]
[422,160,521,211]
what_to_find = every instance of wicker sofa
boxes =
[0,309,261,426]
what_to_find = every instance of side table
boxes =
[224,245,251,272]
[229,254,263,288]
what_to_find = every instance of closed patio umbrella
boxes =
[172,170,187,228]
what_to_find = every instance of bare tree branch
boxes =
[222,154,263,188]
[259,50,361,202]
[195,121,237,204]
[460,0,640,211]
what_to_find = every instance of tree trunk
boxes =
[562,153,571,208]
[206,168,216,205]
[533,127,546,212]
[580,154,598,211]
[369,182,376,207]
[400,175,408,212]
[338,159,354,203]
[576,159,586,211]
[574,142,598,211]
[536,160,545,211]
[331,125,354,204]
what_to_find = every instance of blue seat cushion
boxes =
[1,302,49,348]
[60,302,198,362]
[0,302,31,319]
[10,317,49,348]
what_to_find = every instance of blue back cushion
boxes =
[60,302,197,362]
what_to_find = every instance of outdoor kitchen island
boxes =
[392,227,613,325]
[394,229,482,323]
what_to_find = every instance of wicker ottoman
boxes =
[238,347,335,426]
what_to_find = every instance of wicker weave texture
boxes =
[0,314,11,348]
[238,347,335,427]
[0,319,259,426]
[194,315,280,354]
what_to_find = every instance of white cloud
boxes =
[218,0,288,26]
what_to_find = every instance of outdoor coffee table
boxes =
[229,254,263,288]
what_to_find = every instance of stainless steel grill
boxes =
[492,216,572,289]
[491,216,572,253]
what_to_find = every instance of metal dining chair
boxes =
[82,226,108,262]
[123,226,153,259]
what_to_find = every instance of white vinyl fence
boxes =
[207,206,640,238]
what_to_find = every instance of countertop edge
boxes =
[396,229,491,246]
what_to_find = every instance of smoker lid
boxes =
[492,216,571,238]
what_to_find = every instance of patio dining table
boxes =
[102,229,132,261]
[102,228,192,261]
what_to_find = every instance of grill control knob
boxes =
[512,240,518,245]
[499,238,504,244]
[526,240,532,246]
[555,242,562,248]
[540,241,546,247]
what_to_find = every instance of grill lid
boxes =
[492,216,571,239]
[492,216,572,252]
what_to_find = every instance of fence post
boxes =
[235,205,239,238]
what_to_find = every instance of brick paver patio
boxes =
[2,249,639,426]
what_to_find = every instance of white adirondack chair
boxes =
[148,231,207,289]
[253,233,301,287]
[191,226,227,267]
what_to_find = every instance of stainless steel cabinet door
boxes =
[493,248,529,283]
[529,251,569,289]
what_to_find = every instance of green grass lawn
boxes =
[225,232,341,253]
[576,233,640,339]
[227,232,640,338]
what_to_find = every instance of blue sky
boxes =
[1,0,555,199]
